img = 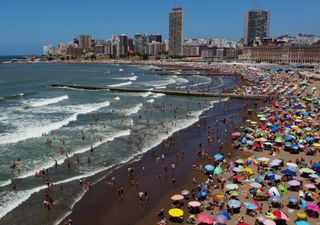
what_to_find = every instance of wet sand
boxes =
[61,98,257,225]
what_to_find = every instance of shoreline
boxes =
[61,96,259,225]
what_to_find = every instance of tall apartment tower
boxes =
[169,8,184,57]
[78,35,92,49]
[244,9,270,46]
[112,34,128,57]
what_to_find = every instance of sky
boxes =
[0,0,319,55]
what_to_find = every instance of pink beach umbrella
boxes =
[250,182,262,188]
[171,194,184,201]
[304,183,316,190]
[232,131,241,138]
[307,203,320,212]
[188,201,201,207]
[197,214,214,224]
[263,219,276,225]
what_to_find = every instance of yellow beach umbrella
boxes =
[168,208,184,217]
[296,211,307,220]
[313,143,320,149]
[244,167,254,175]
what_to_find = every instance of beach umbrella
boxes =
[305,137,314,142]
[278,184,288,195]
[304,183,316,189]
[308,173,319,178]
[288,197,299,203]
[215,214,227,224]
[268,187,281,197]
[271,196,282,202]
[281,169,296,176]
[257,157,270,162]
[188,201,201,207]
[255,175,265,183]
[197,214,214,224]
[232,131,241,138]
[229,190,239,197]
[227,199,241,208]
[214,166,224,176]
[288,166,298,172]
[218,210,230,220]
[288,180,300,186]
[232,167,243,173]
[247,156,258,166]
[204,164,215,172]
[306,203,320,212]
[213,154,224,161]
[272,210,289,220]
[197,191,207,199]
[168,208,184,217]
[250,182,262,188]
[225,183,238,190]
[313,162,320,172]
[213,193,225,201]
[263,219,276,225]
[300,199,307,209]
[245,202,258,210]
[300,168,315,174]
[235,159,244,164]
[181,190,190,196]
[295,221,310,225]
[244,167,254,176]
[171,194,184,201]
[286,162,298,167]
[238,223,250,225]
[296,211,307,220]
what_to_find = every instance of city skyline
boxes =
[1,0,320,55]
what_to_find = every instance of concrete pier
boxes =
[49,84,269,100]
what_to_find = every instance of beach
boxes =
[60,66,320,225]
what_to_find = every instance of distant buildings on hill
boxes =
[42,7,320,64]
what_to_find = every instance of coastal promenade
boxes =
[49,84,270,100]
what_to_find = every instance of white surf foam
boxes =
[124,103,143,116]
[0,185,47,219]
[0,101,110,145]
[114,96,120,100]
[16,129,130,180]
[139,78,176,88]
[26,95,69,107]
[108,81,132,87]
[152,93,165,98]
[172,75,189,84]
[147,99,155,103]
[113,76,137,81]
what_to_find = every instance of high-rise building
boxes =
[111,34,128,57]
[78,35,92,49]
[133,33,148,55]
[169,8,184,57]
[244,9,270,46]
[147,34,162,43]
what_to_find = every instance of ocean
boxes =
[0,63,240,225]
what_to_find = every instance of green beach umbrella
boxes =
[278,184,288,195]
[214,166,224,176]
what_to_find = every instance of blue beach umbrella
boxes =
[227,199,241,208]
[213,154,224,161]
[313,162,320,173]
[271,196,282,202]
[197,191,207,199]
[288,166,298,172]
[305,137,314,142]
[295,221,310,225]
[300,199,307,209]
[245,202,258,210]
[288,197,299,203]
[204,164,214,172]
[218,210,231,220]
[281,169,296,176]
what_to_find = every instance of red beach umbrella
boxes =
[272,210,289,220]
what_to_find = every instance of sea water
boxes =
[0,63,240,225]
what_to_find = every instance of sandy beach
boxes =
[59,65,320,225]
